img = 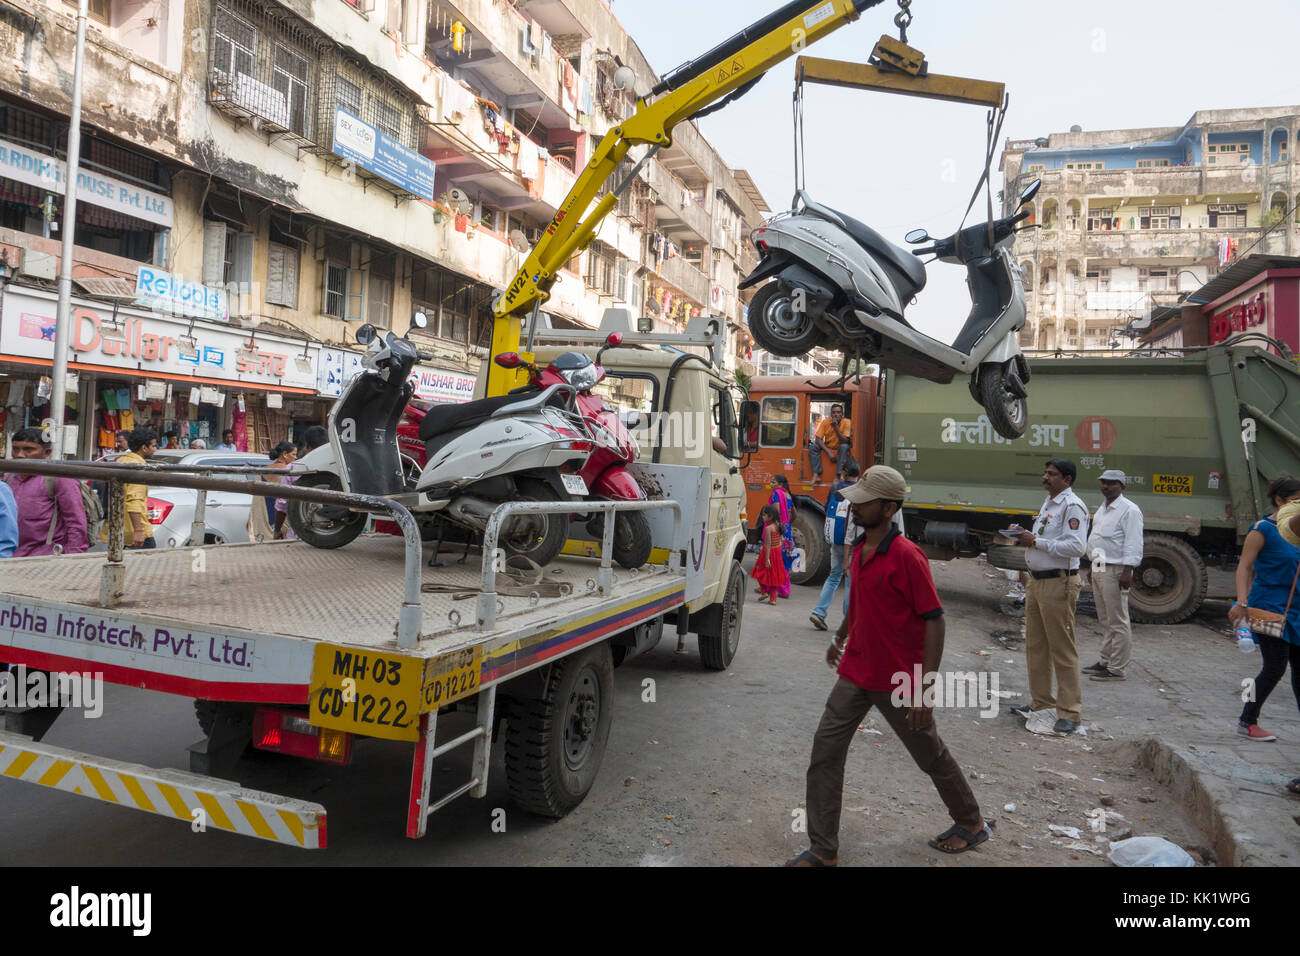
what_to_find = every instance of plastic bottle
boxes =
[1235,623,1257,653]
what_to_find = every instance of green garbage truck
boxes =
[880,342,1300,624]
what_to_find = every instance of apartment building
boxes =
[1000,106,1300,352]
[0,0,768,456]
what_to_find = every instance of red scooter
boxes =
[390,336,653,569]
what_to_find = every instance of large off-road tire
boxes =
[502,478,569,567]
[287,472,366,549]
[977,365,1028,440]
[1129,533,1207,624]
[986,543,1030,571]
[503,644,614,818]
[790,509,830,586]
[699,559,745,671]
[747,281,823,357]
[587,508,654,570]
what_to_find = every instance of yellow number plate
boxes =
[310,646,423,742]
[1152,473,1193,496]
[420,646,483,712]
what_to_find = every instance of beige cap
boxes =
[841,465,909,504]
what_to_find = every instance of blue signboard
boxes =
[331,109,436,201]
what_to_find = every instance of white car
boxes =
[145,449,273,547]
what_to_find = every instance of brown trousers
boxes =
[1024,574,1083,722]
[805,678,982,860]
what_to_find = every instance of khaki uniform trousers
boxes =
[1090,566,1132,677]
[1025,574,1083,722]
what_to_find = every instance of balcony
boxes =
[648,251,711,307]
[1081,227,1259,261]
[648,161,710,242]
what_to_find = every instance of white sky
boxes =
[613,0,1300,342]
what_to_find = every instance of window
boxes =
[367,275,392,327]
[1139,206,1178,230]
[273,45,310,137]
[266,242,300,307]
[1066,161,1104,170]
[1086,207,1115,231]
[1136,158,1171,168]
[759,396,797,448]
[1085,269,1111,292]
[335,76,362,116]
[211,5,315,139]
[1209,203,1247,228]
[63,0,110,24]
[1208,143,1251,165]
[374,99,402,140]
[1025,163,1046,172]
[324,262,365,320]
[212,8,257,88]
[201,221,253,289]
[711,385,740,460]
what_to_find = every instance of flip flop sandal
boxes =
[1287,778,1300,796]
[785,849,835,867]
[929,820,995,854]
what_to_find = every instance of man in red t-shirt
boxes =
[787,466,990,866]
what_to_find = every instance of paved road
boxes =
[4,550,1249,866]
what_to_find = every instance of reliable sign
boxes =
[331,109,436,201]
[0,137,174,228]
[134,266,228,322]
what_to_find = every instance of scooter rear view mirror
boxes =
[494,352,522,369]
[905,229,930,244]
[356,324,377,345]
[1019,179,1042,206]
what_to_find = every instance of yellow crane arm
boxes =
[487,0,888,396]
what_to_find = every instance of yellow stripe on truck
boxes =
[0,730,326,849]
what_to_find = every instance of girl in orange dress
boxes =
[751,505,790,605]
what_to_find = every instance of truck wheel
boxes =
[1129,533,1207,624]
[790,509,829,586]
[977,366,1028,440]
[699,560,745,671]
[502,478,568,568]
[986,543,1029,572]
[287,473,365,549]
[747,281,823,357]
[504,644,614,817]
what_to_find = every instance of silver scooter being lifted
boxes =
[287,315,594,567]
[742,179,1041,439]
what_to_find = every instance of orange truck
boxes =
[741,374,881,585]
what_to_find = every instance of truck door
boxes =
[708,381,744,557]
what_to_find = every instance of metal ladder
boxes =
[405,685,497,838]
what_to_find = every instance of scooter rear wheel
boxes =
[286,473,366,549]
[977,365,1028,440]
[502,478,568,567]
[747,281,824,358]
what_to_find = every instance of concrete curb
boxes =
[1124,737,1298,867]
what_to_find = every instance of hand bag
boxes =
[1247,561,1300,638]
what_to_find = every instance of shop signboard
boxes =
[331,109,437,201]
[409,367,476,404]
[134,266,228,322]
[0,287,319,391]
[0,137,174,228]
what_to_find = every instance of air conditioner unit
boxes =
[231,74,289,129]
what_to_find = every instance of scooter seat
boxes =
[824,206,928,301]
[417,387,547,441]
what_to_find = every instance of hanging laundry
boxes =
[521,23,536,56]
[579,78,594,116]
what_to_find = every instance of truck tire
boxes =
[287,473,365,549]
[986,543,1029,572]
[699,559,745,671]
[503,644,614,818]
[790,509,830,586]
[1129,533,1207,624]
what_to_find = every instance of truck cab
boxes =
[741,374,882,584]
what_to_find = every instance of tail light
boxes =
[146,498,173,524]
[252,707,352,764]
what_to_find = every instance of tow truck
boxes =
[0,0,926,848]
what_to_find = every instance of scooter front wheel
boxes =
[287,473,366,549]
[747,281,824,358]
[977,365,1028,440]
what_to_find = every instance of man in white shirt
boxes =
[215,430,238,452]
[1083,470,1144,682]
[1007,459,1089,734]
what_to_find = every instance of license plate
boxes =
[561,473,588,495]
[310,645,423,742]
[421,646,484,710]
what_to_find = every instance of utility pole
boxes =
[49,0,90,459]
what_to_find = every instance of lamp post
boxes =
[48,0,90,460]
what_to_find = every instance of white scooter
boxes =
[287,316,594,566]
[742,179,1041,439]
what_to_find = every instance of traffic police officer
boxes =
[1008,459,1089,734]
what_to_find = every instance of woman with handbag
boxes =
[1228,476,1300,772]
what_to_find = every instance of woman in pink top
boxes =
[5,427,89,556]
